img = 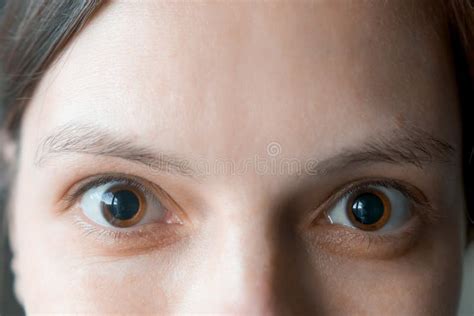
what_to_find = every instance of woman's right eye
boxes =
[80,179,178,229]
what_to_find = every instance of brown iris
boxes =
[346,189,391,231]
[100,185,147,227]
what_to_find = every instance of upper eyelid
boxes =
[62,173,166,209]
[305,178,437,228]
[340,181,420,206]
[57,172,198,227]
[64,174,440,229]
[336,180,426,209]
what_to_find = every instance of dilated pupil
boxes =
[103,189,140,221]
[351,193,384,225]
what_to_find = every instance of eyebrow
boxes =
[35,122,456,177]
[309,125,456,176]
[35,123,194,176]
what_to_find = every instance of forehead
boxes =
[25,0,457,160]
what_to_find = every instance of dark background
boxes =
[0,0,25,314]
[0,239,23,316]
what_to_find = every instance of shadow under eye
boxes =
[303,216,423,260]
[70,213,192,258]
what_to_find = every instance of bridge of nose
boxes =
[170,189,322,314]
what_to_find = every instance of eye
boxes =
[326,184,412,233]
[80,179,173,228]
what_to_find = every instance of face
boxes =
[8,1,467,314]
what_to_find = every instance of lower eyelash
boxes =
[305,214,422,260]
[71,213,189,257]
[303,178,437,259]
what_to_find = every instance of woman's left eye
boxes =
[325,184,412,233]
[80,179,176,229]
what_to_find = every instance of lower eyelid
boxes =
[70,212,190,257]
[304,214,423,260]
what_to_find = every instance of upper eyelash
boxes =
[340,180,419,206]
[66,175,440,229]
[62,174,189,254]
[63,174,156,206]
[317,178,440,226]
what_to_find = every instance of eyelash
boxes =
[307,178,439,259]
[313,178,437,226]
[64,174,437,258]
[64,174,155,206]
[63,174,187,255]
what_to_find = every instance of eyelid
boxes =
[70,213,190,257]
[300,178,441,259]
[306,178,440,229]
[60,173,187,222]
[55,173,193,256]
[66,174,150,203]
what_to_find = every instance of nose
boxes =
[174,211,277,314]
[170,201,319,315]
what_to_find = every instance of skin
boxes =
[5,0,469,314]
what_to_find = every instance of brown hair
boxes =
[0,1,104,313]
[0,0,472,313]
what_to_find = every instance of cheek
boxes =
[328,263,460,315]
[60,262,170,313]
[9,176,173,313]
[303,227,463,315]
[13,224,173,314]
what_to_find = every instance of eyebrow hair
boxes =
[35,122,456,178]
[35,123,194,176]
[309,125,456,176]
